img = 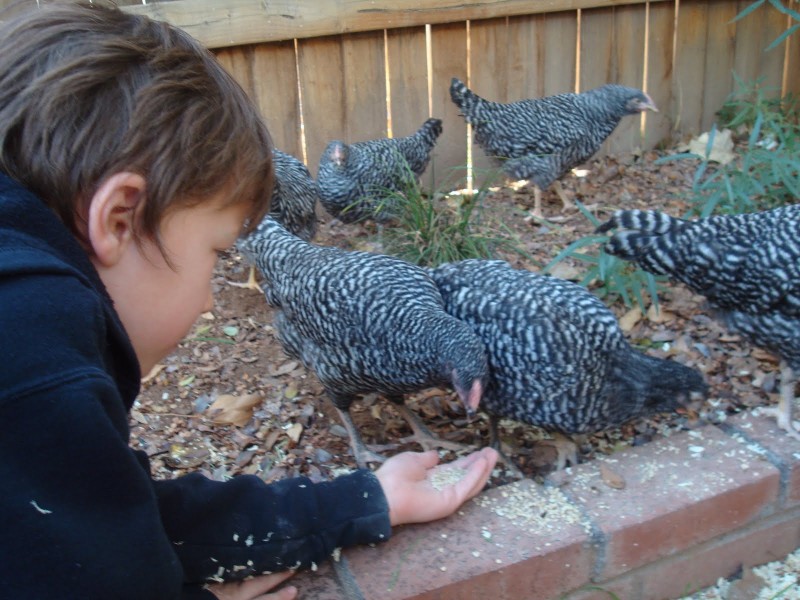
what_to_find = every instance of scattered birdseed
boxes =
[474,482,584,533]
[678,546,800,599]
[331,547,342,562]
[440,566,447,571]
[430,466,468,490]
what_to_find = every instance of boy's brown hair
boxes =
[0,1,273,254]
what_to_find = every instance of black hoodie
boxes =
[0,173,391,599]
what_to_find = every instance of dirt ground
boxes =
[131,145,786,489]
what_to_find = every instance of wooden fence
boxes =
[3,0,799,187]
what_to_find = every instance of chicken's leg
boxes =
[227,266,262,291]
[528,185,544,220]
[488,414,525,478]
[394,403,473,453]
[334,407,388,469]
[760,361,800,440]
[552,180,575,211]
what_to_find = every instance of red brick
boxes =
[550,424,780,580]
[561,510,800,600]
[343,479,594,600]
[617,508,800,599]
[724,409,800,506]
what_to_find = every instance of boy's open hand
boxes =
[375,447,498,526]
[207,571,296,600]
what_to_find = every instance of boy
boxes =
[0,3,498,599]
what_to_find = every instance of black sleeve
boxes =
[152,464,391,582]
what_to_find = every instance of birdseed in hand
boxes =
[429,466,468,490]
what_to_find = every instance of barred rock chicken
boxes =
[237,218,488,468]
[597,206,800,439]
[449,78,657,218]
[269,149,319,242]
[428,259,707,471]
[316,118,443,223]
[232,149,319,290]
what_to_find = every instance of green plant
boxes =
[543,202,664,313]
[658,77,800,218]
[378,165,529,267]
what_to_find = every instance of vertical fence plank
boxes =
[250,41,302,158]
[297,36,346,176]
[673,0,709,136]
[385,26,439,185]
[733,0,786,94]
[506,14,548,100]
[430,21,468,188]
[341,30,387,144]
[470,17,510,184]
[541,11,578,97]
[644,0,676,150]
[607,4,647,155]
[385,26,435,183]
[700,0,737,130]
[386,27,430,136]
[760,2,794,96]
[580,7,616,158]
[505,11,579,100]
[580,7,617,90]
[785,19,800,99]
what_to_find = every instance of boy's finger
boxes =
[453,454,493,500]
[415,449,441,469]
[242,570,296,594]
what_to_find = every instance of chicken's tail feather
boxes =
[596,209,684,235]
[418,118,444,145]
[449,77,482,118]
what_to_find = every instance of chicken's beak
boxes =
[639,93,658,113]
[459,379,483,417]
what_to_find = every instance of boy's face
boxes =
[95,191,249,374]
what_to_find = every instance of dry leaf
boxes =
[141,363,165,384]
[619,307,642,332]
[208,393,264,427]
[270,361,299,376]
[680,128,736,164]
[646,303,675,324]
[262,429,282,452]
[599,463,626,490]
[286,423,303,444]
[130,409,148,425]
[165,442,210,469]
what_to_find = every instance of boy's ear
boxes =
[87,172,146,267]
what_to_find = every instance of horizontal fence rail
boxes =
[2,0,798,188]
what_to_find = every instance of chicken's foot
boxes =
[759,361,800,441]
[395,404,473,454]
[552,180,575,212]
[227,266,261,291]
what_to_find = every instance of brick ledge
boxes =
[291,408,800,600]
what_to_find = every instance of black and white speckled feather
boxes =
[237,218,488,418]
[316,118,443,223]
[268,149,318,242]
[428,259,707,434]
[449,78,655,189]
[597,206,800,372]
